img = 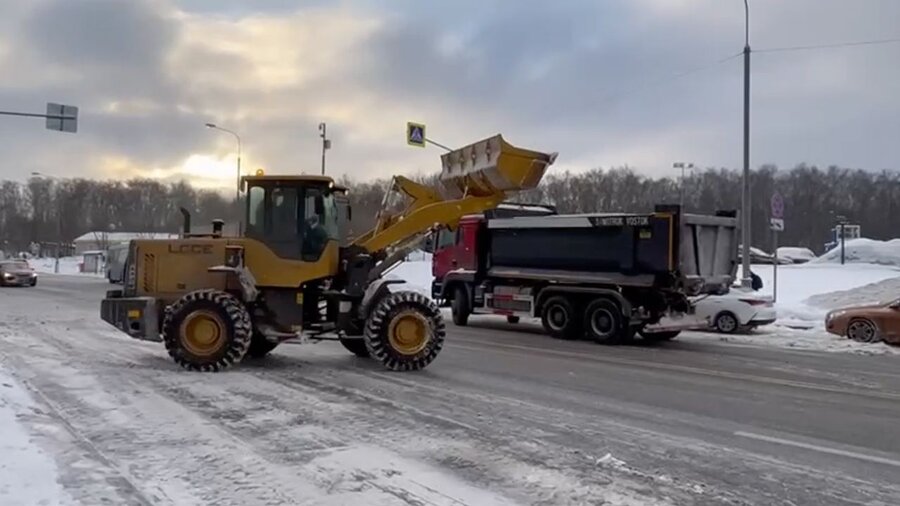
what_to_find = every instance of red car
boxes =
[0,259,38,287]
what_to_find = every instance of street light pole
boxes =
[30,172,62,274]
[673,162,694,211]
[319,122,331,176]
[740,0,753,287]
[205,123,242,202]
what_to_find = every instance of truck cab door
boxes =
[432,228,459,279]
[457,221,479,270]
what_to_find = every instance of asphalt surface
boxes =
[2,274,900,505]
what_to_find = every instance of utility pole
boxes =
[319,123,331,175]
[673,162,694,211]
[740,0,753,288]
[30,172,62,274]
[204,123,241,202]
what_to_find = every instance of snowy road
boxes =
[2,276,900,505]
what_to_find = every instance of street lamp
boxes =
[740,0,752,287]
[30,171,62,274]
[673,162,695,211]
[204,123,242,202]
[318,122,331,176]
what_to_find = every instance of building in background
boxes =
[72,232,178,255]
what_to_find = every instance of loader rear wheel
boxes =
[364,291,445,371]
[339,337,371,357]
[162,289,252,372]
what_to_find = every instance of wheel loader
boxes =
[100,135,557,372]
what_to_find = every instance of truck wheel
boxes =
[339,337,371,357]
[639,329,680,342]
[541,296,580,340]
[451,285,470,326]
[364,291,445,371]
[584,298,629,345]
[162,289,252,372]
[246,333,279,358]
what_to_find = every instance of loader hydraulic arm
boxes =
[352,134,558,257]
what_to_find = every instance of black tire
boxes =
[29,278,37,287]
[639,329,680,342]
[584,298,629,345]
[714,312,740,334]
[451,285,470,326]
[364,291,445,371]
[506,315,520,324]
[339,337,371,357]
[846,318,880,343]
[246,333,279,358]
[162,289,252,372]
[541,296,580,340]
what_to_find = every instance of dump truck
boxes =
[430,206,739,343]
[100,135,557,372]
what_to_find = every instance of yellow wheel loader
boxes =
[100,135,556,372]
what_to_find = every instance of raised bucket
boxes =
[439,135,557,198]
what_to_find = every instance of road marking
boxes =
[734,431,900,468]
[449,340,900,402]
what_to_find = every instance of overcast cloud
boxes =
[0,0,898,190]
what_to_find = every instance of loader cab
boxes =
[241,174,345,261]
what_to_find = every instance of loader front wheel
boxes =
[364,291,445,371]
[162,289,252,372]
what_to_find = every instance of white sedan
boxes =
[691,289,776,333]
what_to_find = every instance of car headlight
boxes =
[2,273,13,280]
[31,273,38,278]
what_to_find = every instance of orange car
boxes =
[825,299,900,345]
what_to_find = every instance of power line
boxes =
[756,37,900,54]
[593,51,742,108]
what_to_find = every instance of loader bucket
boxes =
[439,135,558,198]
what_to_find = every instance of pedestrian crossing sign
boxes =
[407,122,426,148]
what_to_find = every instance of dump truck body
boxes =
[433,206,739,343]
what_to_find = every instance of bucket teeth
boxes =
[439,135,557,198]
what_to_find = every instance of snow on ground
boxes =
[811,237,900,266]
[0,368,71,506]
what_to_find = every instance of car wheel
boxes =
[846,319,880,343]
[714,312,739,334]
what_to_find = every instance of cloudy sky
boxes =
[1,0,898,191]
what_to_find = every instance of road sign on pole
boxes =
[407,122,426,148]
[770,191,784,219]
[45,102,78,133]
[769,218,784,232]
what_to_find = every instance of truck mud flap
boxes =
[100,296,161,342]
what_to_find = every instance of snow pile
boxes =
[30,256,104,277]
[386,253,434,297]
[805,276,900,310]
[810,238,900,266]
[776,247,816,263]
[0,369,71,505]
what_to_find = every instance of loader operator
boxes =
[303,213,328,259]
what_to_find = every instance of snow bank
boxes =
[0,369,71,505]
[776,247,815,263]
[386,253,434,297]
[810,238,900,266]
[30,256,104,277]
